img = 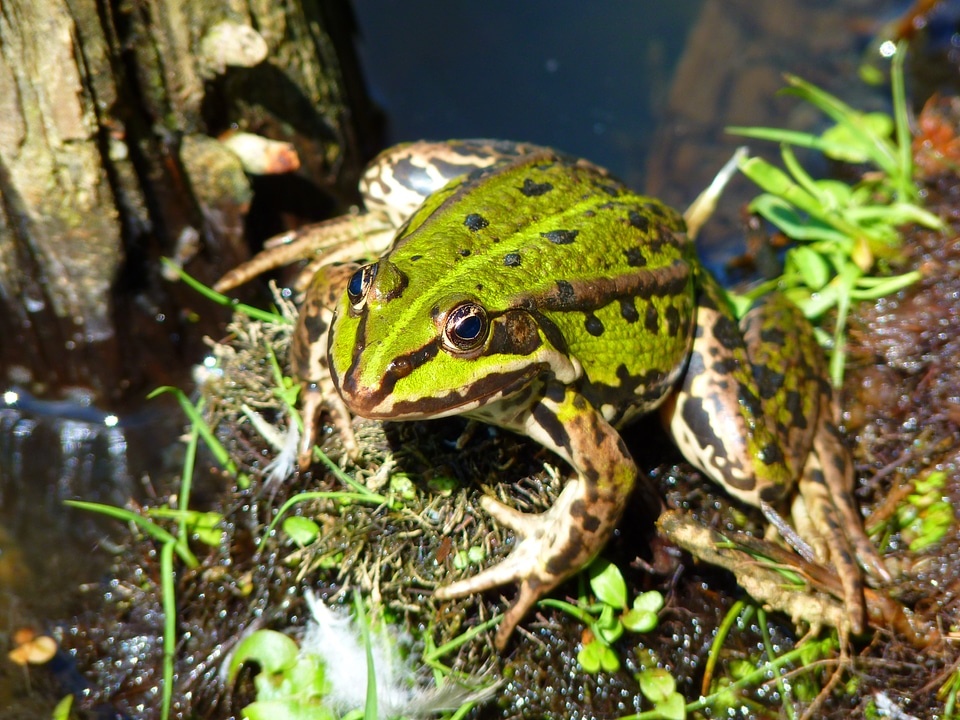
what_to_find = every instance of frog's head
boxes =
[328,258,580,420]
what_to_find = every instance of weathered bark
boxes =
[0,0,379,407]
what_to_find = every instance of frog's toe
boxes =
[810,423,892,585]
[435,533,564,649]
[838,508,891,584]
[824,530,866,635]
[435,554,520,598]
[795,475,867,634]
[493,581,544,650]
[479,495,551,537]
[297,386,359,468]
[434,523,558,600]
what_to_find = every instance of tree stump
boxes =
[0,0,380,409]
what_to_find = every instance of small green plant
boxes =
[230,593,494,720]
[636,669,686,720]
[51,695,73,720]
[939,664,960,719]
[65,386,247,720]
[729,43,942,385]
[452,544,487,570]
[539,559,664,674]
[613,625,835,720]
[230,629,334,720]
[897,470,954,552]
[693,601,839,718]
[281,516,322,546]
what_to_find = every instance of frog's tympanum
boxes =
[236,140,890,649]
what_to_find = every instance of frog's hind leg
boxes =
[810,411,891,584]
[214,212,395,292]
[794,449,866,634]
[667,281,886,634]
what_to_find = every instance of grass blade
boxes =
[161,258,289,324]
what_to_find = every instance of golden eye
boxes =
[443,302,488,352]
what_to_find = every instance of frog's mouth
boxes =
[335,357,544,421]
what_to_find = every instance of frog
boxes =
[218,139,890,650]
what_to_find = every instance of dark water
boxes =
[353,0,704,187]
[350,0,920,274]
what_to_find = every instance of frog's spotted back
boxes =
[341,150,697,427]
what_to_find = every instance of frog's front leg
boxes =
[291,262,362,466]
[434,382,639,649]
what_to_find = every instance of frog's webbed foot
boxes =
[435,480,611,650]
[812,423,892,583]
[791,431,892,635]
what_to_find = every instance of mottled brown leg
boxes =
[291,263,362,467]
[435,384,639,649]
[797,450,865,634]
[214,213,394,292]
[813,417,891,582]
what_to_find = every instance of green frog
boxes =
[224,140,889,649]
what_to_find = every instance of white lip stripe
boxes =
[351,341,582,419]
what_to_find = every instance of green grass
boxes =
[728,43,942,385]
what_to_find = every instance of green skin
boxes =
[296,140,888,649]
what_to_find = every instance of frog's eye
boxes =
[443,302,489,353]
[346,264,377,308]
